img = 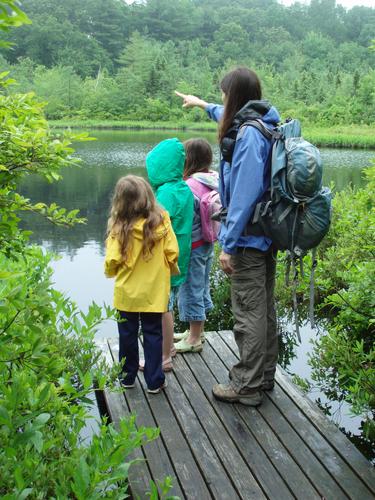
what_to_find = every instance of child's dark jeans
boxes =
[118,311,165,391]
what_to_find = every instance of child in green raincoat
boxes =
[146,138,194,371]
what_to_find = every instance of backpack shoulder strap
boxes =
[239,119,282,141]
[186,177,208,199]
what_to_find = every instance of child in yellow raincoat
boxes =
[105,175,179,393]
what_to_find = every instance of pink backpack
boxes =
[186,177,222,242]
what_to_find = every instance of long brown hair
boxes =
[183,138,213,178]
[218,67,262,142]
[107,175,164,260]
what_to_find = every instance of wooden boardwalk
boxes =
[100,331,375,499]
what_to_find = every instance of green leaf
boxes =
[14,466,25,490]
[0,406,11,427]
[30,430,44,453]
[0,271,24,280]
[18,489,33,500]
[37,384,51,406]
[82,371,92,390]
[34,413,51,427]
[71,456,91,498]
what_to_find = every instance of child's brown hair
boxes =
[183,138,213,178]
[107,175,164,260]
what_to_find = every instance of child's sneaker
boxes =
[147,380,168,394]
[173,330,206,343]
[174,337,203,353]
[173,329,189,341]
[120,380,135,389]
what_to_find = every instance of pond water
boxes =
[20,130,374,458]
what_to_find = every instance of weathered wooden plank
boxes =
[144,379,213,500]
[257,397,349,499]
[208,332,348,500]
[100,340,152,498]
[201,334,321,499]
[108,339,184,499]
[276,366,375,495]
[185,347,298,500]
[269,378,375,500]
[110,339,211,499]
[135,338,212,498]
[220,330,375,496]
[161,366,241,500]
[173,353,267,500]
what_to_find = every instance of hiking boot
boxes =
[262,380,275,391]
[212,383,263,407]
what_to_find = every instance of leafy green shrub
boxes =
[308,165,375,435]
[80,72,127,120]
[136,98,173,122]
[0,47,171,496]
[0,77,87,256]
[0,250,160,498]
[276,164,374,436]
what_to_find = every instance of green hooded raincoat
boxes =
[146,138,194,287]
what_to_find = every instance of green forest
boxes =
[2,0,375,127]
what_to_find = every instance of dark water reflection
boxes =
[19,130,374,459]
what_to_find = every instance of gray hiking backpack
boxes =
[246,119,332,340]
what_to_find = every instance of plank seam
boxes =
[161,364,232,499]
[215,334,350,498]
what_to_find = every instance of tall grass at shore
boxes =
[49,119,217,132]
[304,125,375,149]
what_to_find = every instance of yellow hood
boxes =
[131,216,171,242]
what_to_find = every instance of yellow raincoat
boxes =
[104,212,179,312]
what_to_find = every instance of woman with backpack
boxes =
[175,67,280,407]
[173,138,219,353]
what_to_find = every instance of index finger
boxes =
[174,90,186,99]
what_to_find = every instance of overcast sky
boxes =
[279,0,374,8]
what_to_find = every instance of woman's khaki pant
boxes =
[229,247,278,392]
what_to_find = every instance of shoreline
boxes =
[49,120,375,149]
